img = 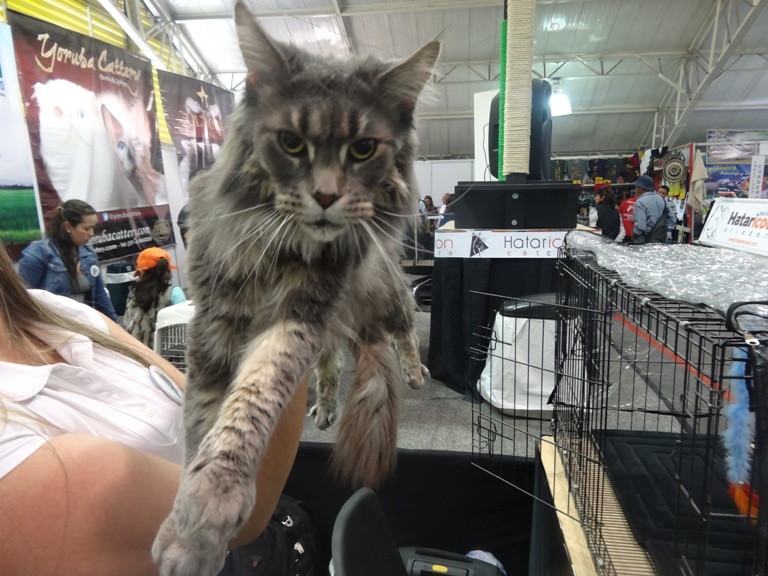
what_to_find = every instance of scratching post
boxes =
[502,0,535,180]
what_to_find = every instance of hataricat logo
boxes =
[470,233,488,257]
[726,211,768,230]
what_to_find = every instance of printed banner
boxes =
[699,198,768,258]
[707,130,768,165]
[10,12,174,261]
[704,163,768,200]
[157,70,234,205]
[0,22,42,260]
[434,229,567,259]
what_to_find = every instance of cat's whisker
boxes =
[375,208,422,219]
[194,203,270,222]
[210,210,282,301]
[229,231,273,302]
[360,222,412,314]
[216,211,279,266]
[368,219,433,266]
[367,216,434,258]
[235,214,294,300]
[372,216,437,258]
[267,216,297,280]
[351,226,365,265]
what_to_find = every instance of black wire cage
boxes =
[471,247,768,575]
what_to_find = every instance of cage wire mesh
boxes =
[153,302,195,373]
[156,323,189,372]
[471,248,764,575]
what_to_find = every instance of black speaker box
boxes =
[488,79,552,181]
[453,181,580,230]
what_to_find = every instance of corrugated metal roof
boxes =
[157,0,768,158]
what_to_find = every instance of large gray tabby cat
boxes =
[152,2,439,575]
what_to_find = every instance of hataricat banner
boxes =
[0,22,42,260]
[157,70,234,205]
[10,11,175,261]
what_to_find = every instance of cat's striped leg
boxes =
[152,321,320,576]
[385,284,428,390]
[309,341,340,429]
[332,327,401,488]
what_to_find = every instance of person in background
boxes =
[618,188,637,241]
[176,204,191,249]
[659,185,678,242]
[588,186,625,242]
[420,195,439,255]
[0,241,308,576]
[123,247,186,348]
[17,199,117,322]
[631,175,676,244]
[438,193,456,228]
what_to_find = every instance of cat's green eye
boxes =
[279,132,306,155]
[348,139,376,162]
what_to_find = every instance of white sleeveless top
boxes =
[0,290,184,480]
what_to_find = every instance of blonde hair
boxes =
[1,242,149,367]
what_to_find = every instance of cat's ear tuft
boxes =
[234,1,289,94]
[378,41,440,112]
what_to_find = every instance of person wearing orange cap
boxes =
[123,247,186,347]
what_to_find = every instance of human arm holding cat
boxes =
[0,384,308,576]
[0,244,309,576]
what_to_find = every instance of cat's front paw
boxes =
[404,362,428,390]
[152,461,256,576]
[152,512,226,576]
[309,401,336,429]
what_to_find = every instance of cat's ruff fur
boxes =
[152,3,439,575]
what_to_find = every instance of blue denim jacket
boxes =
[18,239,118,322]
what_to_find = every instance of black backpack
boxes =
[218,494,327,576]
[645,204,670,244]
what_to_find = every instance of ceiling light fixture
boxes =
[550,79,572,117]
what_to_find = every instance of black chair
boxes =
[331,488,503,575]
[331,487,408,576]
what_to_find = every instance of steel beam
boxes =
[662,0,768,146]
[329,0,354,55]
[141,0,221,85]
[95,0,168,70]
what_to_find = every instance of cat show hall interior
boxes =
[1,1,768,576]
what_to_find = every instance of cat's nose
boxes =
[313,191,341,209]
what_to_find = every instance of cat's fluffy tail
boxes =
[331,340,400,488]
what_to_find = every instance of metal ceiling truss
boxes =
[173,1,502,22]
[98,0,768,125]
[328,0,353,55]
[96,0,224,88]
[652,0,768,148]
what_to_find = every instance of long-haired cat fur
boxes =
[152,3,439,574]
[309,259,429,430]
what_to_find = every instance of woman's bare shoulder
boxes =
[0,433,180,576]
